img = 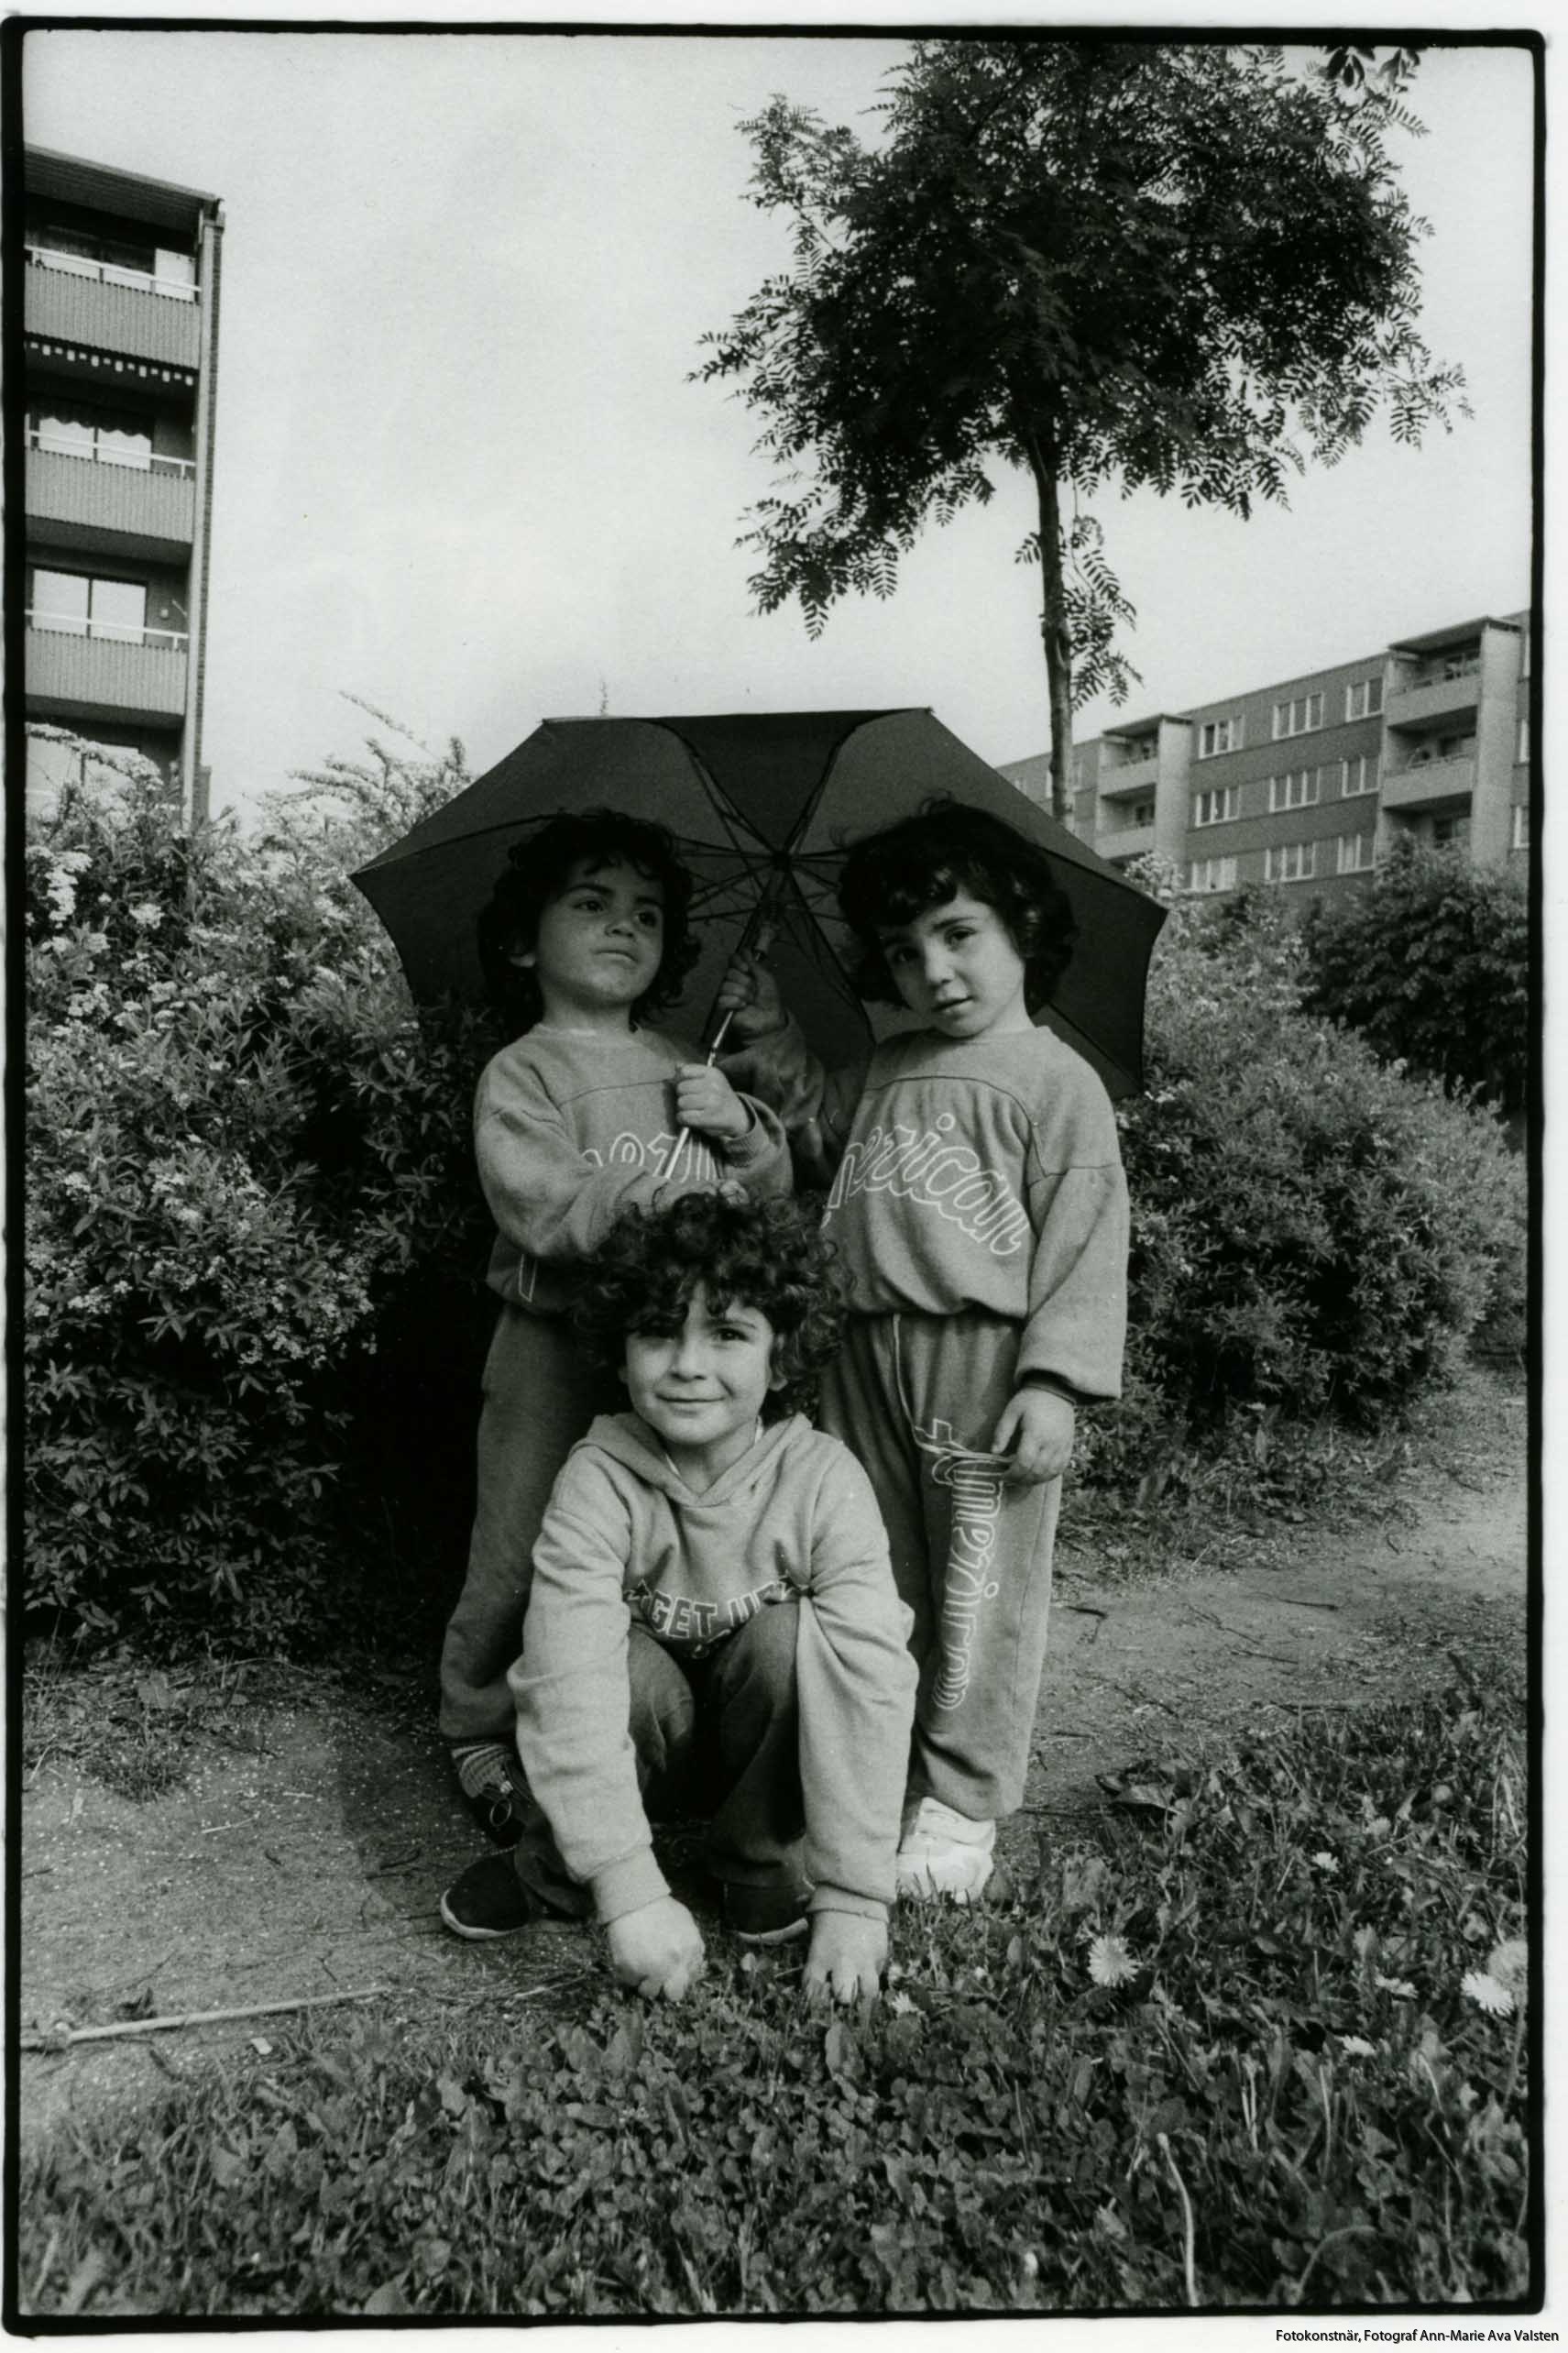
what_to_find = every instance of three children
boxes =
[440,791,1129,2003]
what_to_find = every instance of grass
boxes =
[18,1661,1532,2320]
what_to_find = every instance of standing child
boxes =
[440,1192,917,2005]
[441,810,792,1844]
[718,799,1129,1903]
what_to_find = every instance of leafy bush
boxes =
[19,1676,1529,2314]
[25,738,495,1644]
[1080,885,1526,1493]
[1299,842,1529,1120]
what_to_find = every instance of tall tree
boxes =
[697,40,1465,818]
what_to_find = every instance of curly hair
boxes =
[477,808,703,1036]
[837,797,1078,1014]
[574,1193,849,1421]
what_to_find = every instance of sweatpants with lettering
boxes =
[817,1309,1059,1823]
[439,1303,618,1744]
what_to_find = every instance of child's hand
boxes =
[714,953,787,1042]
[607,1897,707,2001]
[803,1910,889,2005]
[991,1388,1075,1484]
[675,1063,752,1143]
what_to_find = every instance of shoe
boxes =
[895,1797,996,1903]
[720,1880,812,1945]
[440,1853,545,1941]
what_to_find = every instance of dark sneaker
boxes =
[440,1853,545,1941]
[721,1881,812,1945]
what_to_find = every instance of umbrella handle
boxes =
[659,914,777,1186]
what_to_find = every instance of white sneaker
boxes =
[895,1797,997,1902]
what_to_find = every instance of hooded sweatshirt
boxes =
[476,1028,792,1314]
[725,1022,1128,1401]
[509,1412,917,1925]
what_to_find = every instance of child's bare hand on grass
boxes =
[607,1897,707,2002]
[714,953,786,1041]
[674,1064,751,1142]
[991,1387,1075,1484]
[803,1910,888,2005]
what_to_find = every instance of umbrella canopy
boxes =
[351,709,1167,1097]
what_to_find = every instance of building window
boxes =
[1272,691,1324,741]
[1125,799,1156,829]
[1517,717,1530,764]
[27,565,182,648]
[1265,841,1317,885]
[1267,768,1322,813]
[27,399,156,472]
[1520,632,1531,681]
[1193,785,1240,827]
[1344,676,1384,721]
[1431,814,1472,850]
[26,217,197,300]
[1336,833,1376,875]
[1512,807,1530,851]
[1190,855,1238,894]
[1341,755,1377,797]
[1197,715,1244,759]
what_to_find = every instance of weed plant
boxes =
[21,1677,1530,2319]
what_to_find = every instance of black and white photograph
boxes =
[9,6,1545,2332]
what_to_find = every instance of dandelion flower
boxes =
[1088,1933,1138,1988]
[1339,2035,1377,2057]
[888,1990,916,2018]
[1487,1939,1528,1996]
[1310,1852,1339,1874]
[1462,1971,1514,2018]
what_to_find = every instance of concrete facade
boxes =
[22,148,223,826]
[1000,610,1534,903]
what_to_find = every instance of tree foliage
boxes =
[1299,841,1530,1121]
[698,39,1466,814]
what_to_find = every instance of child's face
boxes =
[877,890,1033,1040]
[621,1281,782,1486]
[517,856,665,1023]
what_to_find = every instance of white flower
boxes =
[1376,1974,1417,1998]
[887,1990,916,2018]
[1088,1933,1138,1988]
[1339,2035,1377,2057]
[1461,1971,1515,2018]
[1311,1852,1339,1874]
[1486,1940,1528,1997]
[128,901,164,929]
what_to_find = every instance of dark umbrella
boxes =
[351,709,1166,1099]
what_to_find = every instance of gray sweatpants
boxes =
[438,1303,615,1743]
[818,1310,1059,1822]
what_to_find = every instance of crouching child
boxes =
[440,1192,918,2006]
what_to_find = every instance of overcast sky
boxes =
[23,24,1537,819]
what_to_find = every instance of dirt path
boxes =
[18,1377,1526,2148]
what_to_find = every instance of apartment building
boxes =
[22,148,223,825]
[1002,610,1532,906]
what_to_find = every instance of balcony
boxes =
[26,615,188,723]
[1385,662,1480,731]
[26,440,195,560]
[1098,753,1160,801]
[25,247,201,370]
[1096,821,1157,863]
[1380,753,1476,812]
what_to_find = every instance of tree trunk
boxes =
[1023,432,1074,825]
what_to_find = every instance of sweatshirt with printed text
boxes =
[509,1412,918,1927]
[726,1023,1128,1402]
[475,1028,791,1314]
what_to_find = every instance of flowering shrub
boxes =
[1076,884,1527,1492]
[25,741,494,1641]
